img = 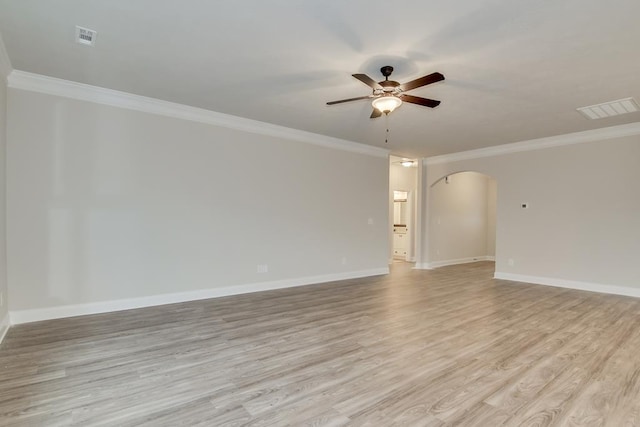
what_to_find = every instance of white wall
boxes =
[390,162,417,194]
[486,178,497,257]
[422,135,640,291]
[428,172,495,266]
[6,89,389,316]
[0,35,9,338]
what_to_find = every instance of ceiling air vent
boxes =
[577,98,639,120]
[75,26,97,46]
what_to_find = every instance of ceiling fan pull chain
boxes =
[385,113,390,144]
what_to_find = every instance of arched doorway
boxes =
[426,171,497,270]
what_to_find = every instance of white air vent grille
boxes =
[75,26,97,46]
[577,98,639,120]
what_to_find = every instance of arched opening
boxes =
[427,171,497,271]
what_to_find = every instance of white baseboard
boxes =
[9,267,389,324]
[391,256,416,263]
[494,272,640,299]
[415,256,495,270]
[0,312,9,345]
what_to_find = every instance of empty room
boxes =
[1,1,639,426]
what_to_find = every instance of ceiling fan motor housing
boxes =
[379,66,400,92]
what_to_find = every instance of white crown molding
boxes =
[425,122,640,165]
[0,312,9,345]
[9,267,389,324]
[7,70,389,158]
[0,32,12,81]
[494,272,640,299]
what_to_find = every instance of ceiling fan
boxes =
[327,66,444,118]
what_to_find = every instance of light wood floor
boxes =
[2,262,640,426]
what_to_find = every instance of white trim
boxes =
[7,70,389,158]
[425,122,640,165]
[0,312,9,345]
[414,256,494,270]
[494,272,640,299]
[0,32,12,81]
[9,267,389,324]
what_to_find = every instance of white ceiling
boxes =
[1,0,640,158]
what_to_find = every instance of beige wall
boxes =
[0,35,9,336]
[422,135,640,289]
[486,178,497,257]
[7,89,389,314]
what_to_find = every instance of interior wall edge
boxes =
[0,32,12,82]
[6,70,389,159]
[0,312,8,344]
[9,267,389,325]
[494,272,640,299]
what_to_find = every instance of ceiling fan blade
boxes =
[399,72,445,92]
[370,108,382,119]
[402,94,441,108]
[326,95,373,105]
[352,73,382,89]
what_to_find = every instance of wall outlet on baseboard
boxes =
[508,258,515,266]
[257,264,269,273]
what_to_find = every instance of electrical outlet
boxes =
[341,257,347,265]
[257,264,268,273]
[508,258,515,266]
[367,218,374,225]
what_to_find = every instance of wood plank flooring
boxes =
[1,262,640,426]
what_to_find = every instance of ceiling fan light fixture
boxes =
[372,96,402,114]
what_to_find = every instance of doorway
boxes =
[389,156,418,263]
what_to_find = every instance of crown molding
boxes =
[425,122,640,165]
[7,70,389,158]
[0,32,12,81]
